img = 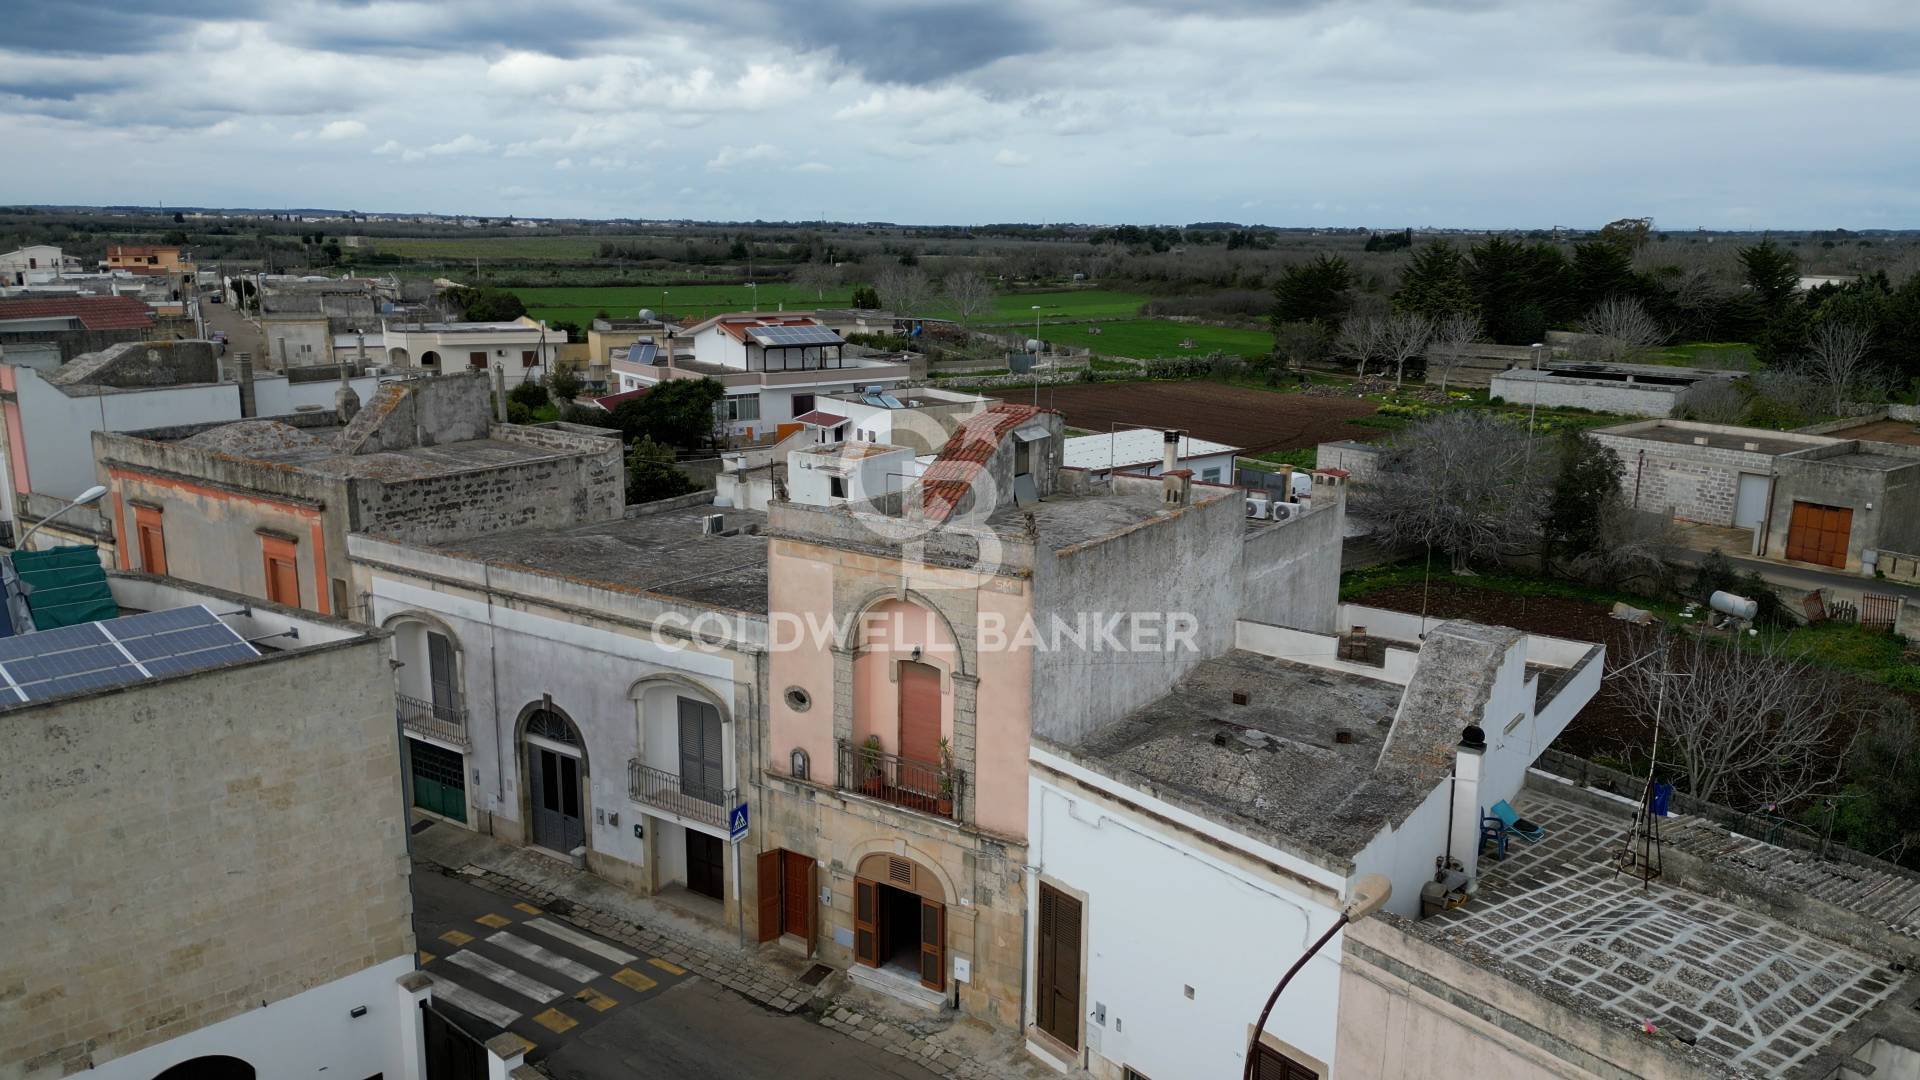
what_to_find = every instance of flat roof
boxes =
[1815,450,1917,472]
[1417,787,1910,1075]
[1062,429,1241,471]
[1828,418,1920,448]
[987,485,1229,551]
[1596,420,1830,457]
[421,503,770,615]
[176,420,573,480]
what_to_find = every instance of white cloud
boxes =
[314,119,367,140]
[706,143,778,171]
[793,161,833,173]
[427,133,494,156]
[372,139,403,156]
[993,148,1031,167]
[553,158,574,170]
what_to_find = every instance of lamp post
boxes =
[1241,874,1391,1080]
[1528,342,1546,434]
[17,485,108,551]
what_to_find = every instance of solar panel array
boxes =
[0,605,259,707]
[749,325,843,348]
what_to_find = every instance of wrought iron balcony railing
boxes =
[628,760,733,830]
[396,692,468,746]
[834,738,963,820]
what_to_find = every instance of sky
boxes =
[2,0,1918,228]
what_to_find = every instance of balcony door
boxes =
[677,697,724,805]
[427,631,456,720]
[897,661,941,766]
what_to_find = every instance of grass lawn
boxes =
[372,236,607,261]
[515,282,860,328]
[1648,341,1755,369]
[963,289,1150,326]
[1033,318,1272,360]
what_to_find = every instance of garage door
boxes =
[1785,501,1852,569]
[1734,474,1769,529]
[409,738,468,823]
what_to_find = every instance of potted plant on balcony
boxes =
[860,735,886,796]
[935,737,955,817]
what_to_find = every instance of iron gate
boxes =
[423,1001,487,1080]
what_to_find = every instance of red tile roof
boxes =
[0,295,155,331]
[593,387,650,410]
[793,410,847,427]
[920,403,1049,521]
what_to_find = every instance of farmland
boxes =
[1033,317,1273,360]
[371,236,608,260]
[511,284,1157,332]
[1022,381,1379,454]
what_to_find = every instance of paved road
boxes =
[194,286,267,363]
[412,867,936,1080]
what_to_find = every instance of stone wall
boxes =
[1239,497,1344,634]
[1489,369,1686,417]
[1589,432,1777,526]
[351,436,623,545]
[1316,440,1385,484]
[0,636,412,1076]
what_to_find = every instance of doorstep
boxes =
[848,961,948,1012]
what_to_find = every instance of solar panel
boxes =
[0,605,259,709]
[749,325,842,348]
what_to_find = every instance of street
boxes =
[412,866,937,1080]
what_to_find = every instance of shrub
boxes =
[505,400,534,425]
[508,380,549,410]
[548,366,582,402]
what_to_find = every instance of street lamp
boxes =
[1241,874,1392,1080]
[17,485,108,550]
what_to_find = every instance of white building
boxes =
[611,313,914,441]
[0,245,67,286]
[382,317,559,389]
[1023,605,1601,1078]
[350,498,770,927]
[1063,428,1241,485]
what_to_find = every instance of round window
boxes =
[784,686,812,712]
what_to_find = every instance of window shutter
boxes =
[918,898,945,990]
[853,878,879,966]
[427,632,455,714]
[756,849,782,943]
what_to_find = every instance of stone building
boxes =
[91,372,621,620]
[0,573,427,1079]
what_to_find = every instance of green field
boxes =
[1034,318,1273,360]
[1650,341,1756,369]
[372,236,608,260]
[512,284,1154,331]
[965,289,1148,325]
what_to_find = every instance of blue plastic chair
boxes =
[1479,808,1509,861]
[1490,799,1545,843]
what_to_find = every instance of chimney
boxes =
[335,360,361,424]
[236,352,256,418]
[1311,468,1348,515]
[1161,429,1180,475]
[1448,724,1487,885]
[1161,468,1192,507]
[1277,463,1295,502]
[663,332,678,367]
[492,364,508,423]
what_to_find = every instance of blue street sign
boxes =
[729,802,750,843]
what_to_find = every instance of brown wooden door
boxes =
[782,851,811,938]
[261,536,301,607]
[1036,883,1081,1049]
[756,849,781,943]
[898,661,941,765]
[1786,501,1852,568]
[853,877,879,967]
[918,897,945,991]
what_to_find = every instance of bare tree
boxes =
[1425,311,1484,393]
[1332,315,1386,379]
[874,266,932,317]
[1802,319,1876,413]
[1673,379,1747,424]
[1563,505,1679,594]
[1381,311,1433,388]
[1578,296,1667,362]
[1611,629,1874,809]
[1354,411,1552,572]
[943,271,994,327]
[792,262,839,303]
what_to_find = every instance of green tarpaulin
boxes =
[12,545,116,629]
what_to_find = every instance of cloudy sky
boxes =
[3,0,1917,227]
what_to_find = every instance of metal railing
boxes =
[834,739,963,820]
[397,692,468,746]
[628,760,732,829]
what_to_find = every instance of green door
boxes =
[409,738,468,823]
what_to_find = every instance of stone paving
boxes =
[1429,789,1904,1075]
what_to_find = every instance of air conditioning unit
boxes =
[1270,502,1296,522]
[1244,497,1270,520]
[701,513,726,535]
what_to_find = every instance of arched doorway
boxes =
[420,349,441,367]
[154,1057,255,1080]
[387,345,410,365]
[853,852,947,991]
[522,704,586,853]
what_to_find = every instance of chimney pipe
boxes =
[237,352,256,418]
[1448,724,1487,887]
[335,357,361,424]
[1161,429,1180,475]
[492,364,508,423]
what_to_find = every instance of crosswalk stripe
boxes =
[424,972,521,1029]
[522,917,639,965]
[487,930,601,983]
[448,949,564,1004]
[648,957,686,976]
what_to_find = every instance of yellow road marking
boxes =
[418,950,436,965]
[439,930,474,947]
[476,913,512,929]
[498,1033,536,1055]
[648,958,686,976]
[513,902,543,915]
[613,968,658,992]
[574,987,618,1012]
[532,1007,578,1033]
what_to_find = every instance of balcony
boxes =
[397,692,468,748]
[834,739,964,821]
[628,760,733,830]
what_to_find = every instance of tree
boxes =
[1597,217,1652,252]
[1569,239,1641,314]
[1426,311,1484,392]
[1271,254,1354,330]
[1739,237,1801,311]
[1561,504,1678,594]
[874,266,931,316]
[1269,320,1328,385]
[1381,311,1432,388]
[943,271,994,327]
[1673,379,1748,424]
[1545,431,1623,557]
[626,436,699,504]
[507,380,549,410]
[1393,240,1475,321]
[163,229,189,246]
[793,262,838,302]
[1465,236,1570,345]
[1612,628,1874,809]
[1577,296,1667,361]
[1331,315,1386,378]
[849,285,881,309]
[547,366,582,403]
[550,319,584,343]
[443,286,527,323]
[1802,319,1876,412]
[1355,412,1552,572]
[610,376,725,450]
[172,211,185,223]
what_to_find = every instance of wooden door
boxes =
[853,877,879,967]
[686,830,724,900]
[1786,501,1852,568]
[782,850,812,939]
[918,897,945,991]
[897,661,941,766]
[756,849,782,943]
[427,631,456,718]
[678,697,724,805]
[1036,883,1082,1049]
[261,536,300,607]
[135,507,167,574]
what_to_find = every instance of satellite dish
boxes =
[1025,338,1042,353]
[638,308,655,321]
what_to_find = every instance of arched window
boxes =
[526,708,577,745]
[154,1057,255,1080]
